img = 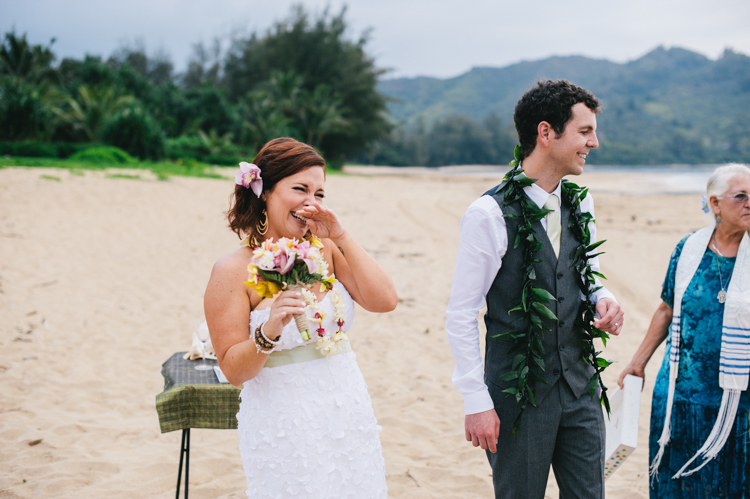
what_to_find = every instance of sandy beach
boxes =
[0,165,709,498]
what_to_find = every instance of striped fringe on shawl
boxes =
[650,226,750,481]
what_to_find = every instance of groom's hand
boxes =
[594,298,624,335]
[465,409,500,453]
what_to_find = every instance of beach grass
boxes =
[0,155,228,180]
[0,155,348,180]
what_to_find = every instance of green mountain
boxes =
[377,47,750,164]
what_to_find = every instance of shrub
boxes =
[100,106,166,160]
[165,135,209,161]
[0,141,93,158]
[0,78,52,141]
[69,146,136,164]
[165,135,253,165]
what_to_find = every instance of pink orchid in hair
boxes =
[235,162,263,197]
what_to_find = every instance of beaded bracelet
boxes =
[253,323,280,354]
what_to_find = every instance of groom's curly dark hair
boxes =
[514,79,600,160]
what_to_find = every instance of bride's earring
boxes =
[257,209,269,236]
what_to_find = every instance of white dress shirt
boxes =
[445,182,616,415]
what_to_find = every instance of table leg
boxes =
[185,428,190,499]
[175,428,190,499]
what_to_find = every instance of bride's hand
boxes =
[263,290,306,341]
[295,201,346,241]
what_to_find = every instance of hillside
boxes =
[377,47,750,164]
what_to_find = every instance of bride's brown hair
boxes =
[227,137,326,239]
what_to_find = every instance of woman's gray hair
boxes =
[707,163,750,201]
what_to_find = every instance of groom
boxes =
[445,80,624,498]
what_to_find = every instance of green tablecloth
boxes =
[156,352,242,433]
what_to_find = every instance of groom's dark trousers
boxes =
[483,187,605,498]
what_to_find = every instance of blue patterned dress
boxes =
[649,236,746,498]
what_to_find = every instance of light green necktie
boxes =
[544,194,561,258]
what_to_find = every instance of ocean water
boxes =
[586,167,714,195]
[344,164,726,195]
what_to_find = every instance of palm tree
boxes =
[197,128,234,155]
[0,31,59,84]
[238,70,348,150]
[238,94,295,151]
[52,85,135,142]
[296,84,349,148]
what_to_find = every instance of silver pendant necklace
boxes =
[716,260,727,303]
[712,240,728,304]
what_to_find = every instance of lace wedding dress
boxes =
[237,282,388,498]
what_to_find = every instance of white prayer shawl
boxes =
[650,226,750,480]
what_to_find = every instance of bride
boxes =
[204,137,397,498]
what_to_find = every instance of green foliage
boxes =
[109,42,174,86]
[106,173,141,179]
[0,155,225,180]
[100,106,166,160]
[184,85,237,136]
[165,134,253,165]
[564,180,612,414]
[256,254,332,292]
[0,31,59,84]
[59,55,117,89]
[493,146,611,436]
[52,84,135,141]
[69,145,136,164]
[237,70,349,156]
[360,113,516,166]
[223,6,390,164]
[493,160,557,435]
[0,141,92,158]
[0,77,53,140]
[0,8,389,165]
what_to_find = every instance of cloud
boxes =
[1,0,748,78]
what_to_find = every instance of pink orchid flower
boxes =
[273,244,296,274]
[235,162,263,197]
[293,240,320,274]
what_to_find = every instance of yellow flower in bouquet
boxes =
[243,236,339,340]
[244,265,281,299]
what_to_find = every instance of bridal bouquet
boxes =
[244,236,336,341]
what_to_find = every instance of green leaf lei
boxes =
[493,145,612,437]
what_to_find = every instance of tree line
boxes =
[0,6,390,168]
[7,6,737,168]
[359,114,517,166]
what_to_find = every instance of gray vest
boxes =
[483,187,595,406]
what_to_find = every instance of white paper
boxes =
[603,374,643,480]
[213,365,229,384]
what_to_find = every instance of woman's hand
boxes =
[263,290,306,340]
[616,301,673,390]
[617,360,646,389]
[295,202,346,241]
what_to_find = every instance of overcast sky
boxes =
[2,0,749,79]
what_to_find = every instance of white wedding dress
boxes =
[237,282,388,498]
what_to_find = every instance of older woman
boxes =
[204,138,397,498]
[619,163,750,498]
